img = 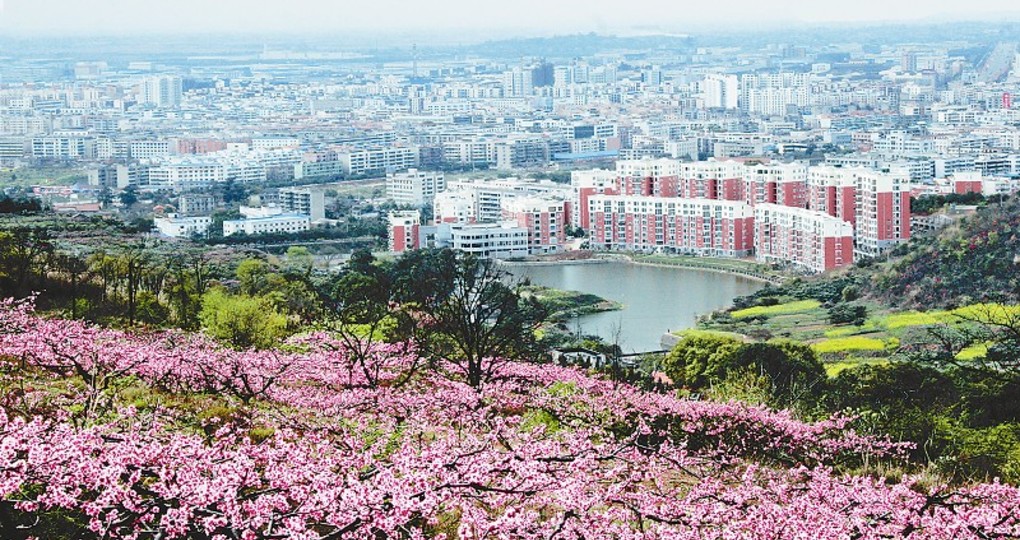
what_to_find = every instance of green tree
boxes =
[661,334,743,389]
[51,251,91,319]
[662,336,824,407]
[730,340,826,408]
[322,254,419,387]
[115,248,149,326]
[265,280,320,325]
[0,228,53,296]
[199,288,288,350]
[221,179,248,204]
[98,187,113,206]
[828,303,867,325]
[827,362,958,461]
[391,249,547,388]
[118,186,139,206]
[284,246,315,278]
[236,258,274,296]
[165,251,213,330]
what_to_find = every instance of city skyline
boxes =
[3,0,1020,37]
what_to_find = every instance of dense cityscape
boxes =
[4,3,1020,538]
[2,27,1020,271]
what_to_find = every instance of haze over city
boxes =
[3,0,1020,36]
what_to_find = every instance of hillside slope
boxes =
[870,199,1020,308]
[1,298,1019,539]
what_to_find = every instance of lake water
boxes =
[505,261,764,353]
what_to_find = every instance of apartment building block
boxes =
[754,204,855,273]
[587,195,755,257]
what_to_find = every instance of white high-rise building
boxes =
[387,169,446,207]
[141,76,183,108]
[553,66,574,87]
[702,74,739,109]
[502,68,533,97]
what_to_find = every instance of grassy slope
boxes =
[0,165,87,187]
[689,199,1020,376]
[870,199,1020,308]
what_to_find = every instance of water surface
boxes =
[506,261,763,353]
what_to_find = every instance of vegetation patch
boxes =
[671,328,747,340]
[824,357,890,377]
[880,310,955,329]
[823,323,881,338]
[956,342,991,361]
[731,300,822,319]
[522,285,622,321]
[811,336,898,354]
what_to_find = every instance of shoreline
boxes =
[500,253,785,284]
[497,258,611,267]
[620,257,779,285]
[600,254,786,285]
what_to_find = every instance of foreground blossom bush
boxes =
[0,297,1018,539]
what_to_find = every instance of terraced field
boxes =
[695,300,1018,375]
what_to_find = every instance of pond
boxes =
[505,261,764,353]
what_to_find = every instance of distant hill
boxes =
[467,32,695,60]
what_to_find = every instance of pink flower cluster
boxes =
[1,297,1018,539]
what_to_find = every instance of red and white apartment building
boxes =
[581,159,911,271]
[501,196,569,255]
[572,168,621,230]
[391,158,911,271]
[754,204,855,272]
[587,195,755,257]
[807,165,858,226]
[388,210,421,252]
[852,168,911,259]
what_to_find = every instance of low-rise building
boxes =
[388,211,530,259]
[442,222,531,259]
[223,213,311,237]
[154,214,212,238]
[340,146,419,176]
[177,194,217,216]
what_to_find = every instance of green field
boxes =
[811,336,899,354]
[824,357,891,377]
[671,328,748,341]
[0,166,87,187]
[731,300,822,319]
[698,297,1015,376]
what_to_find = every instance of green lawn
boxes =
[694,293,1018,373]
[811,336,899,354]
[957,342,992,361]
[731,300,822,319]
[0,166,87,187]
[824,357,891,377]
[879,310,954,329]
[671,328,747,340]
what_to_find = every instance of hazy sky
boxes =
[2,0,1020,36]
